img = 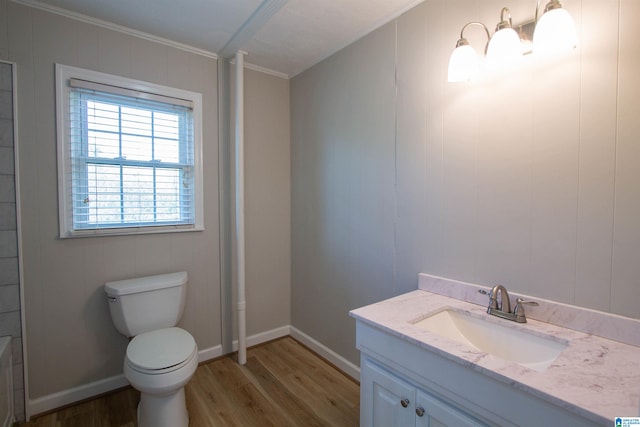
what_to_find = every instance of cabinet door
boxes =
[415,390,486,427]
[361,358,416,427]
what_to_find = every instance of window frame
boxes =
[56,64,204,238]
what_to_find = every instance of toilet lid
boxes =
[126,327,196,371]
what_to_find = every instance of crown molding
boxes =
[11,0,292,79]
[11,0,218,59]
[244,61,289,80]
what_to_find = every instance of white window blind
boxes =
[56,64,204,237]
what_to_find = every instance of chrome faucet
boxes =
[480,285,538,323]
[488,284,511,314]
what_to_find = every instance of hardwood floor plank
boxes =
[103,388,137,426]
[20,337,360,427]
[186,365,240,427]
[276,339,359,407]
[252,340,359,425]
[244,355,327,427]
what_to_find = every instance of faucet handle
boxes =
[513,298,539,323]
[478,288,499,311]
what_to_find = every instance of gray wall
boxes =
[1,0,222,403]
[243,68,291,336]
[220,62,291,351]
[291,23,397,364]
[0,60,24,421]
[226,64,292,342]
[291,0,640,365]
[0,0,292,414]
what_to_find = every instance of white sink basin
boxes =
[411,308,568,372]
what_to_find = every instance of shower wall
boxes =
[0,61,23,421]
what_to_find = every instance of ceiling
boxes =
[25,0,424,78]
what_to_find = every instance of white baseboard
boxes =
[232,325,291,351]
[28,343,223,419]
[26,325,358,419]
[289,326,360,381]
[197,344,223,363]
[28,374,129,418]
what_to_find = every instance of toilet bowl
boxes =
[104,272,197,427]
[124,327,198,427]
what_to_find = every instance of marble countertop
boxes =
[351,285,640,424]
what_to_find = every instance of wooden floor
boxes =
[20,337,360,427]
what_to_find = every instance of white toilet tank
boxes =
[105,272,188,337]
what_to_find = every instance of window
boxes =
[56,64,204,237]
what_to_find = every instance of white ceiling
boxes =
[25,0,424,78]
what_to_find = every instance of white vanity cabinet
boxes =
[415,389,483,427]
[362,358,415,427]
[355,319,602,427]
[362,357,486,427]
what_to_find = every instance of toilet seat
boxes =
[126,327,197,375]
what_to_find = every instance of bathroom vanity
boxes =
[351,274,640,427]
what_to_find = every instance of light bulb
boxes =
[533,7,577,55]
[486,27,522,69]
[448,43,480,82]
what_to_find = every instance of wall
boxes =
[224,63,292,347]
[291,22,397,365]
[291,0,640,365]
[243,68,291,337]
[0,0,221,411]
[0,0,293,416]
[0,60,23,421]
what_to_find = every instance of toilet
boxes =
[105,271,197,427]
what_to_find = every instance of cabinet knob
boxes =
[416,407,425,417]
[400,398,410,408]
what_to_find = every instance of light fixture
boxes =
[533,0,578,54]
[447,22,490,83]
[447,0,577,82]
[486,8,522,68]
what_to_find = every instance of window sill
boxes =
[59,224,205,239]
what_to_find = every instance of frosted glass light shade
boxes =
[486,28,522,67]
[533,7,577,54]
[448,44,480,82]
